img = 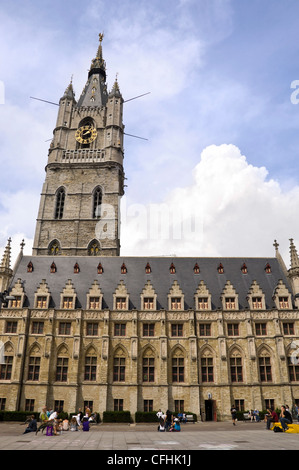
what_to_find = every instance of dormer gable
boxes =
[220,280,239,310]
[168,280,184,310]
[247,280,266,310]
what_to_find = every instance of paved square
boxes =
[0,420,298,452]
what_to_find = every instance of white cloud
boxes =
[120,143,299,266]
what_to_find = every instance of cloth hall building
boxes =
[0,37,299,422]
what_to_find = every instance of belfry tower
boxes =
[32,34,124,257]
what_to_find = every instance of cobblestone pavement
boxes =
[0,420,298,453]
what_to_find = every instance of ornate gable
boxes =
[86,280,103,310]
[247,280,265,310]
[34,279,51,309]
[113,280,129,310]
[194,280,212,310]
[60,279,77,309]
[8,278,26,308]
[168,280,184,310]
[220,280,239,310]
[141,280,157,310]
[272,279,292,310]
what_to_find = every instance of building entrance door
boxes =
[205,399,216,421]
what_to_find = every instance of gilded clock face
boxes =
[75,125,97,144]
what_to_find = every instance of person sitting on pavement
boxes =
[23,415,37,434]
[70,417,79,431]
[173,418,181,432]
[62,418,69,431]
[157,417,165,432]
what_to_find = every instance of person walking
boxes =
[231,405,237,426]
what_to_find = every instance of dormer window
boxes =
[198,297,209,310]
[50,262,57,273]
[171,297,182,310]
[218,263,224,274]
[121,263,127,274]
[279,297,289,309]
[97,263,103,274]
[265,263,271,274]
[11,296,22,308]
[241,263,247,274]
[116,297,127,310]
[252,297,263,309]
[62,297,73,309]
[89,297,101,309]
[145,263,151,274]
[36,296,48,308]
[27,261,33,273]
[225,297,236,310]
[193,263,200,274]
[170,263,176,274]
[74,263,80,274]
[144,297,154,310]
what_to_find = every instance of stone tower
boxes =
[32,34,124,257]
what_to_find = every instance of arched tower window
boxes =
[48,240,61,256]
[88,239,101,256]
[55,188,65,219]
[93,187,102,219]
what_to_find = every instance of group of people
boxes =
[156,409,182,432]
[23,406,93,435]
[265,405,294,432]
[248,409,260,422]
[231,403,297,432]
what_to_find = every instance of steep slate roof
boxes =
[9,255,292,311]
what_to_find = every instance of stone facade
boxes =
[1,37,299,422]
[0,252,299,421]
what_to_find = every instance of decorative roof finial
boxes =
[290,238,299,269]
[99,32,104,44]
[0,237,12,270]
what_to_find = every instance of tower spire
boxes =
[0,237,13,292]
[290,238,299,269]
[62,75,76,101]
[0,237,12,270]
[77,33,108,107]
[109,73,122,99]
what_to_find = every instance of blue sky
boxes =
[0,0,299,265]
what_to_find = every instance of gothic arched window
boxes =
[230,350,243,383]
[113,350,126,382]
[142,350,155,383]
[48,240,60,256]
[88,239,101,256]
[172,349,185,383]
[55,188,65,219]
[201,350,214,383]
[93,187,102,218]
[258,351,272,382]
